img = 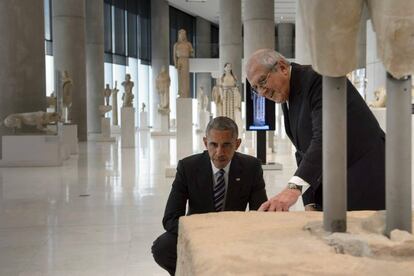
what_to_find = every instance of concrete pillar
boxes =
[86,0,104,135]
[277,23,294,58]
[0,0,46,158]
[323,76,347,233]
[220,0,242,87]
[196,16,212,111]
[294,1,311,64]
[386,75,412,235]
[52,0,88,141]
[151,0,170,131]
[243,0,275,152]
[243,0,274,60]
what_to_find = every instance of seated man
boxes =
[152,116,268,275]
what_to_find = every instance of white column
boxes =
[295,1,311,64]
[243,0,275,157]
[151,0,170,131]
[196,16,212,112]
[220,0,242,86]
[52,0,88,141]
[86,0,104,135]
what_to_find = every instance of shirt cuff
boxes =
[288,176,310,194]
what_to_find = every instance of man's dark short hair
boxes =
[205,116,238,139]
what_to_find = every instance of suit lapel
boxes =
[196,151,215,211]
[224,153,243,210]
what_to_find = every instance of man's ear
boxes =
[203,137,208,149]
[235,138,242,150]
[278,60,289,75]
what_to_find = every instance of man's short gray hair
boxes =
[205,116,238,139]
[245,49,290,77]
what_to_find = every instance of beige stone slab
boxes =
[177,211,414,276]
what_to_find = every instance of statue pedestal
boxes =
[152,112,175,136]
[121,107,135,148]
[96,118,116,142]
[0,135,63,167]
[176,98,193,160]
[165,98,193,177]
[139,111,149,131]
[62,124,78,155]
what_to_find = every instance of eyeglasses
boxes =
[251,62,278,95]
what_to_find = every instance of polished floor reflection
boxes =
[0,131,299,275]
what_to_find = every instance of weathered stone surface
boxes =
[299,0,364,77]
[299,0,414,78]
[177,211,414,276]
[368,0,414,78]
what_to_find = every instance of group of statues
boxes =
[100,74,137,126]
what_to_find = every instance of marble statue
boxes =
[197,86,209,112]
[103,84,112,106]
[173,29,194,98]
[62,71,73,122]
[219,63,241,121]
[141,102,146,113]
[112,81,119,125]
[46,91,57,111]
[156,66,171,112]
[212,78,223,117]
[122,74,134,107]
[98,105,112,117]
[3,111,60,131]
[369,87,386,108]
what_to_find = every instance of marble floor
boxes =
[0,131,300,276]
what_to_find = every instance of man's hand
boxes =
[258,188,301,212]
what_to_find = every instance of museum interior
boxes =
[1,0,414,275]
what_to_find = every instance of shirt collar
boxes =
[210,160,231,175]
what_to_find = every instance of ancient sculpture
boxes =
[219,63,241,121]
[3,111,60,132]
[98,105,112,117]
[173,29,194,98]
[112,81,119,125]
[141,102,146,112]
[122,74,134,107]
[156,66,171,113]
[62,71,73,122]
[197,86,209,112]
[369,87,387,108]
[103,84,112,106]
[46,91,57,111]
[212,78,223,117]
[99,84,113,118]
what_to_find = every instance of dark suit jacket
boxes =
[283,63,385,210]
[163,151,268,234]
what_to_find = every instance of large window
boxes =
[104,0,151,65]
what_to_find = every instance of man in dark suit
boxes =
[152,116,267,275]
[245,48,385,212]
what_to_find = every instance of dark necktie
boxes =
[214,169,226,211]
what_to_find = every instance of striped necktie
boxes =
[214,169,226,211]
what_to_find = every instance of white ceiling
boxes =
[167,0,297,25]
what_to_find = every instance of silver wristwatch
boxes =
[287,182,302,192]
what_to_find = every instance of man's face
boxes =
[247,60,290,103]
[203,129,241,169]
